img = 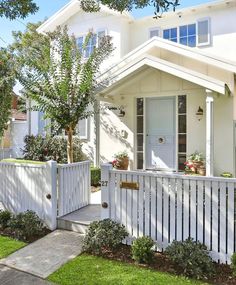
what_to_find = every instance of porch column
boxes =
[206,90,214,177]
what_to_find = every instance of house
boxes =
[37,0,236,177]
[0,94,27,159]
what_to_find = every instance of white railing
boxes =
[57,161,91,217]
[101,164,236,264]
[0,161,57,230]
[0,160,91,230]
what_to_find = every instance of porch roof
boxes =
[99,53,228,96]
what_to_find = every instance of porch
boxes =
[97,37,235,177]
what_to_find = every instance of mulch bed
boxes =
[99,244,236,285]
[0,227,51,243]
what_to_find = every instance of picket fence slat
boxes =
[102,167,236,264]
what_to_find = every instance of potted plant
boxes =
[185,151,205,176]
[112,151,129,170]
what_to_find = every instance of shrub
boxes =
[131,236,154,264]
[0,210,12,229]
[165,238,214,279]
[22,135,86,163]
[231,253,236,276]
[8,210,44,241]
[82,219,128,254]
[91,167,101,186]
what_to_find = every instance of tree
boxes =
[0,0,38,20]
[80,0,180,17]
[17,26,113,163]
[0,49,15,139]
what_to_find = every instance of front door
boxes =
[146,97,176,170]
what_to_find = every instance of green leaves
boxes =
[0,48,15,138]
[0,0,38,20]
[80,0,180,17]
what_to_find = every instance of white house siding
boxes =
[100,69,234,176]
[66,11,131,65]
[130,3,236,62]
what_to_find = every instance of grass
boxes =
[1,159,45,165]
[48,254,207,285]
[0,235,26,259]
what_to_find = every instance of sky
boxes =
[0,0,216,47]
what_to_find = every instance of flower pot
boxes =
[197,166,206,176]
[193,161,203,170]
[116,157,129,170]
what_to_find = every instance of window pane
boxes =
[180,25,187,37]
[178,154,186,171]
[171,38,177,43]
[137,152,144,169]
[178,134,186,153]
[163,29,169,39]
[188,36,196,47]
[198,20,209,44]
[137,117,143,133]
[180,37,187,46]
[137,98,144,115]
[178,95,186,114]
[171,28,177,38]
[188,24,196,35]
[137,135,143,151]
[178,115,186,133]
[150,29,159,38]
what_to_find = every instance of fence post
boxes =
[101,163,112,220]
[45,160,57,230]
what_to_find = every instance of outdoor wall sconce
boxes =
[196,106,204,121]
[118,106,125,117]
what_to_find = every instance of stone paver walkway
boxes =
[0,265,52,285]
[0,230,84,279]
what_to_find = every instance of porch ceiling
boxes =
[99,54,228,96]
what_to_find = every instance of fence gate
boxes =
[57,161,90,217]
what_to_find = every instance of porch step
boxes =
[57,205,101,234]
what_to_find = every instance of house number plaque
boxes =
[120,182,139,190]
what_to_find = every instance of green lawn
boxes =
[0,236,26,259]
[48,254,207,285]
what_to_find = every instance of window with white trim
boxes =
[76,29,106,58]
[149,28,160,38]
[163,27,178,42]
[179,24,196,47]
[77,118,89,140]
[162,18,210,47]
[197,18,210,46]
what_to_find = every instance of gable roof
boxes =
[102,36,236,76]
[99,37,236,95]
[37,0,133,34]
[100,53,227,95]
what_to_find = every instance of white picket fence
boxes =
[101,164,236,264]
[0,160,91,230]
[57,161,90,217]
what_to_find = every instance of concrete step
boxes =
[57,204,101,234]
[57,219,89,234]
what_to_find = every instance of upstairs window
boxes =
[149,28,160,38]
[161,18,210,48]
[197,18,210,46]
[77,30,106,58]
[163,28,177,42]
[179,24,196,47]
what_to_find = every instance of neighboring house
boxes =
[37,0,236,176]
[1,94,27,159]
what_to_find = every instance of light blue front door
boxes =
[146,97,176,170]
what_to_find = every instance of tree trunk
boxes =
[67,127,73,164]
